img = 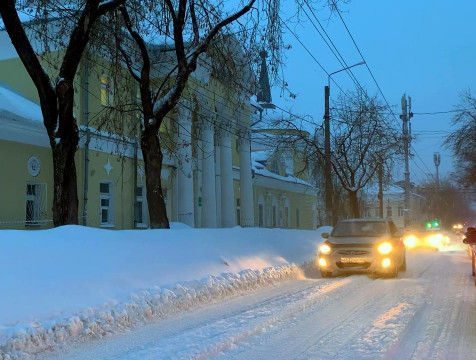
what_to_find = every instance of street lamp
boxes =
[323,61,365,225]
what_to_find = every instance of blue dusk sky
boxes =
[271,0,476,185]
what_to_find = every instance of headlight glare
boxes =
[404,235,417,248]
[378,242,392,254]
[319,244,331,254]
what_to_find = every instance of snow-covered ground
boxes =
[46,243,476,360]
[0,224,330,359]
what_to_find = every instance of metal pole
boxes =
[401,94,413,229]
[323,61,366,225]
[324,85,333,225]
[434,152,440,190]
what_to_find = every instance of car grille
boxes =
[337,250,370,255]
[336,261,371,269]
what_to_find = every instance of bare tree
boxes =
[0,0,126,226]
[445,90,476,187]
[417,179,476,228]
[329,90,399,217]
[263,90,399,220]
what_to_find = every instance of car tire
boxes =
[388,262,399,279]
[320,270,332,278]
[399,255,407,272]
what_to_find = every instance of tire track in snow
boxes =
[186,278,354,360]
[408,252,476,360]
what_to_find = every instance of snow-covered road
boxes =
[46,249,476,360]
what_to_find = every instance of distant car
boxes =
[403,230,450,250]
[318,218,406,278]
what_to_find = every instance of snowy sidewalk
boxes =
[0,225,327,359]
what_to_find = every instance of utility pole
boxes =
[433,152,441,224]
[378,161,384,218]
[433,152,440,190]
[324,85,333,225]
[323,61,365,226]
[400,94,413,229]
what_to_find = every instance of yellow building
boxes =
[0,19,318,230]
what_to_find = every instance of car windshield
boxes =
[331,221,388,237]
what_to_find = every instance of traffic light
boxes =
[426,222,432,229]
[433,220,439,228]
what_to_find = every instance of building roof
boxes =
[0,82,42,123]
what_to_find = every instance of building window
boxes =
[398,206,404,217]
[100,182,114,226]
[100,74,114,106]
[284,206,289,228]
[236,198,241,226]
[258,204,264,227]
[135,185,147,228]
[272,205,277,227]
[364,207,371,217]
[387,206,393,217]
[25,183,47,226]
[296,208,300,228]
[270,157,279,175]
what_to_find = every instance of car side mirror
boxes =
[322,232,329,239]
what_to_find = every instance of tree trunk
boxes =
[349,190,360,218]
[49,79,80,226]
[52,144,79,226]
[141,127,170,229]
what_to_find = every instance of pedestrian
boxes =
[463,227,476,276]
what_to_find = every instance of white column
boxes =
[239,130,254,227]
[176,101,194,227]
[194,138,202,228]
[219,125,235,227]
[215,134,222,227]
[200,117,217,228]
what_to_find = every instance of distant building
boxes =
[362,184,426,230]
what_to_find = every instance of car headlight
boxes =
[319,243,331,254]
[404,235,417,248]
[428,234,443,247]
[378,242,392,254]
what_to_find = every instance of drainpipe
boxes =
[82,59,90,226]
[133,83,139,228]
[133,135,138,228]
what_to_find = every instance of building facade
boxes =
[362,185,426,230]
[0,22,318,230]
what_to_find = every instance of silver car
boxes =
[318,218,406,278]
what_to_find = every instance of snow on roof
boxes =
[251,158,313,187]
[252,106,295,130]
[251,150,272,164]
[365,184,405,195]
[0,82,43,123]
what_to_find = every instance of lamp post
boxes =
[323,61,365,225]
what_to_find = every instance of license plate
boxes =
[341,257,369,263]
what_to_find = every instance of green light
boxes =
[433,220,439,227]
[426,222,432,229]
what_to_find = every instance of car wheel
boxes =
[399,255,407,272]
[387,262,399,279]
[320,270,332,278]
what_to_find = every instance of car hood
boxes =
[328,236,389,245]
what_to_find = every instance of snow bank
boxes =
[0,225,328,359]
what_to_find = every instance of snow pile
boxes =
[0,225,329,359]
